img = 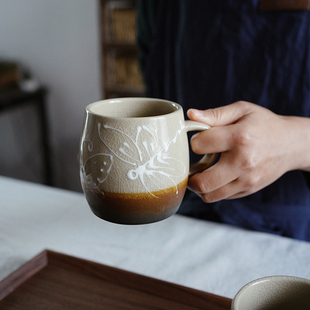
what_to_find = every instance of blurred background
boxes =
[0,0,143,192]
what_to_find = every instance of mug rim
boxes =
[231,275,310,310]
[85,97,182,120]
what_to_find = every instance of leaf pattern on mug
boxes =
[82,153,113,187]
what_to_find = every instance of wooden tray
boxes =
[0,250,231,309]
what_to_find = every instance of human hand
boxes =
[187,101,310,202]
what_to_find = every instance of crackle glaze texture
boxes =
[231,276,310,310]
[79,98,211,224]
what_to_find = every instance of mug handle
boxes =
[184,120,217,176]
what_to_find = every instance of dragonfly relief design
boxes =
[82,121,186,197]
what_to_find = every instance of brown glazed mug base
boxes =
[84,178,188,225]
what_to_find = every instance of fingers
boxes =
[190,125,234,155]
[197,179,243,202]
[187,101,254,127]
[188,153,238,194]
[188,169,252,203]
[188,101,255,155]
[188,150,259,202]
[186,101,264,203]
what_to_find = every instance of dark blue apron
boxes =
[138,0,310,241]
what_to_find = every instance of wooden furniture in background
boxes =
[101,0,144,98]
[0,87,53,186]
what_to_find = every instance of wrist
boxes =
[283,116,310,172]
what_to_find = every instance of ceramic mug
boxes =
[231,276,310,310]
[79,97,216,224]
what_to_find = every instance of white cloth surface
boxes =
[1,176,310,299]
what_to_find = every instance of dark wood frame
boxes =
[0,250,231,309]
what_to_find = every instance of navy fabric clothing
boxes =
[137,0,310,241]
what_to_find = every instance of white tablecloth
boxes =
[1,176,310,299]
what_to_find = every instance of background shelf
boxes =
[101,0,144,98]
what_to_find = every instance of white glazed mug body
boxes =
[79,98,214,224]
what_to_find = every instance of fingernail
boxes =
[191,133,198,140]
[191,133,199,144]
[190,109,204,117]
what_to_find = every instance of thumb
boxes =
[187,101,253,127]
